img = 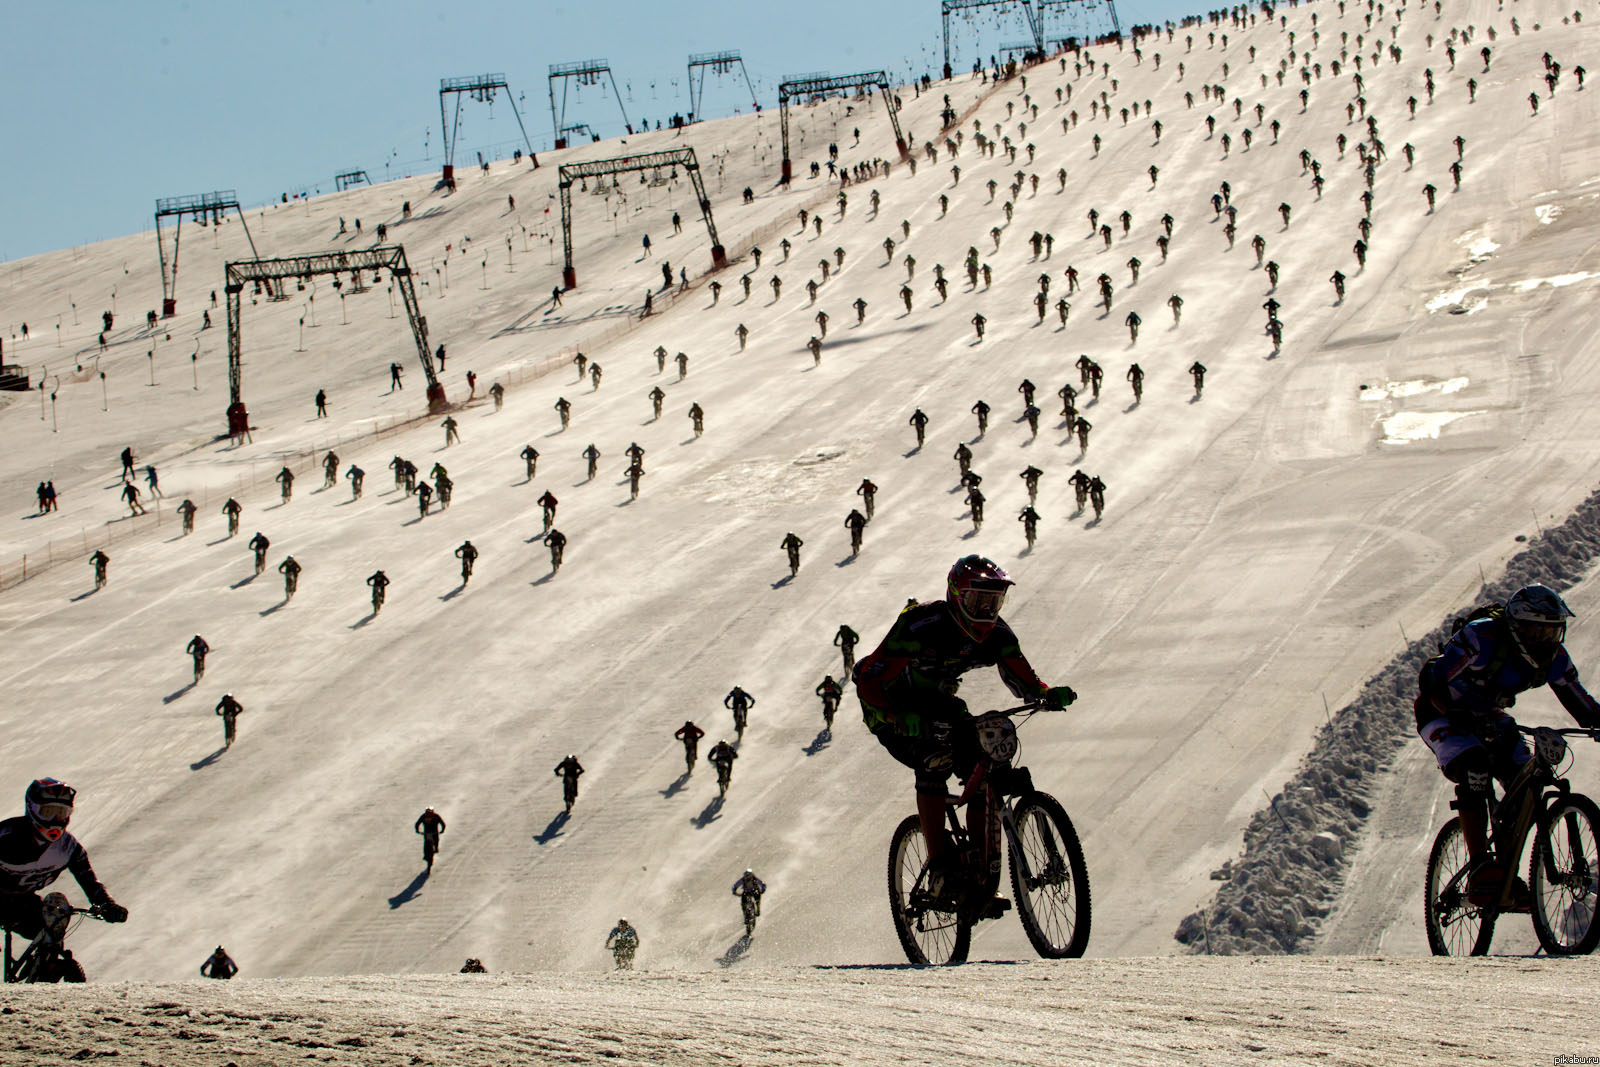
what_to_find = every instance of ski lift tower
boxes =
[1038,0,1122,45]
[155,191,261,318]
[549,60,631,149]
[223,245,442,436]
[438,74,537,188]
[777,72,908,185]
[334,170,372,191]
[686,50,759,123]
[941,0,1045,79]
[557,148,725,289]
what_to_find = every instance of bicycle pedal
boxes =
[981,897,1012,920]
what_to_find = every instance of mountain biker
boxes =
[816,675,843,727]
[724,687,755,737]
[0,779,128,979]
[835,624,861,672]
[732,868,767,926]
[674,721,705,775]
[367,570,390,614]
[546,529,568,573]
[708,740,738,797]
[856,478,878,520]
[278,555,301,600]
[455,540,479,585]
[200,945,238,979]
[216,693,243,749]
[537,491,559,533]
[1415,584,1600,906]
[460,957,488,973]
[555,755,584,813]
[415,808,445,870]
[845,509,868,556]
[854,556,1077,900]
[781,533,803,578]
[248,532,270,576]
[186,634,210,683]
[605,918,638,969]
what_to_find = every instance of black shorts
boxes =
[868,696,981,796]
[0,892,46,940]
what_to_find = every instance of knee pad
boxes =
[1446,751,1491,793]
[1446,749,1493,799]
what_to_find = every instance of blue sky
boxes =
[3,0,1197,261]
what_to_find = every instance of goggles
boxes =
[32,801,73,827]
[958,586,1007,621]
[1515,619,1566,646]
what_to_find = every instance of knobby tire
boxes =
[1529,792,1600,955]
[886,814,970,965]
[1424,816,1496,956]
[1008,792,1092,958]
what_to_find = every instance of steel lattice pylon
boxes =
[438,74,537,188]
[687,50,758,123]
[155,191,261,318]
[556,148,724,290]
[549,60,631,149]
[223,246,441,437]
[940,0,1044,78]
[1038,0,1122,45]
[777,73,908,185]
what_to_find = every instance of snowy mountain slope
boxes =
[1,0,1599,982]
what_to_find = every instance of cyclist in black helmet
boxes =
[1415,583,1600,905]
[0,779,128,979]
[854,556,1076,899]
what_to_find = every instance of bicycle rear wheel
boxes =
[887,814,970,965]
[1424,816,1496,956]
[1529,793,1600,955]
[1008,792,1091,958]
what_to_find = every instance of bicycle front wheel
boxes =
[887,814,970,965]
[1008,792,1091,958]
[1424,816,1496,956]
[1529,793,1600,955]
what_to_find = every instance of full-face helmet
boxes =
[1506,583,1573,670]
[25,778,75,841]
[946,555,1015,640]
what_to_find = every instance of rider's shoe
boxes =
[1466,864,1532,910]
[921,857,964,910]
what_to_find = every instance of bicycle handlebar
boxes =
[1514,725,1600,739]
[981,701,1048,718]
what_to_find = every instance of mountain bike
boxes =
[886,703,1091,964]
[740,892,760,936]
[4,893,110,983]
[1425,724,1600,956]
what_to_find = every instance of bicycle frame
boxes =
[939,707,1043,908]
[1445,727,1589,910]
[3,901,95,983]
